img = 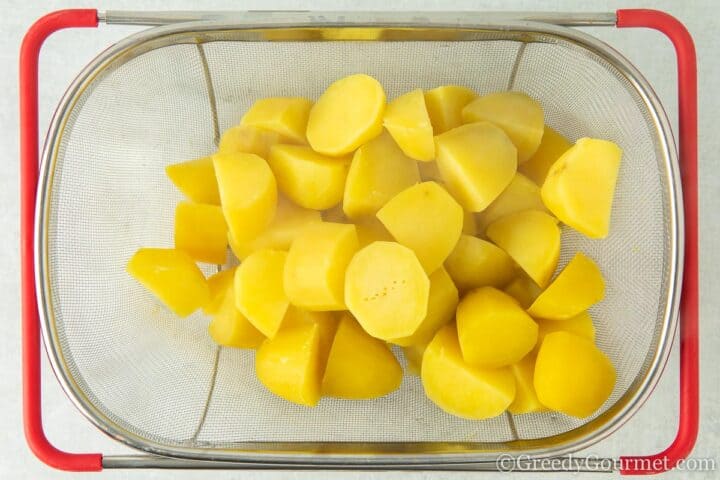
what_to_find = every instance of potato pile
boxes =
[127,74,622,420]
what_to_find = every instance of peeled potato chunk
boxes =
[307,74,386,156]
[228,196,321,259]
[203,267,237,315]
[345,241,430,340]
[535,311,596,354]
[424,85,476,134]
[535,332,616,418]
[322,313,402,399]
[284,222,359,311]
[503,274,542,309]
[343,131,421,219]
[256,322,322,407]
[519,126,571,185]
[509,354,545,415]
[127,248,210,317]
[457,287,538,368]
[268,144,350,210]
[434,122,517,212]
[444,235,515,292]
[390,267,459,347]
[541,137,622,239]
[166,156,220,205]
[208,280,265,349]
[218,124,284,157]
[462,91,544,163]
[486,210,560,288]
[476,173,547,233]
[213,152,277,242]
[282,307,339,377]
[174,202,228,264]
[422,324,516,419]
[235,250,289,338]
[354,216,393,248]
[383,89,435,161]
[528,253,604,320]
[377,181,463,273]
[240,97,313,144]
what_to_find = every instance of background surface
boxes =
[1,0,717,478]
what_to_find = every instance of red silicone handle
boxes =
[616,9,699,476]
[20,9,102,471]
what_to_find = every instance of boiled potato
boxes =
[306,74,386,156]
[462,91,544,163]
[235,250,289,338]
[127,248,210,317]
[203,267,236,315]
[268,144,350,210]
[354,216,393,248]
[403,342,426,375]
[424,85,476,134]
[284,222,359,310]
[241,97,313,144]
[519,126,571,185]
[213,152,277,242]
[174,202,228,264]
[343,131,421,219]
[422,323,516,419]
[218,124,284,158]
[390,267,459,347]
[322,313,402,399]
[383,89,434,161]
[503,274,542,309]
[535,331,616,418]
[345,241,429,340]
[528,252,605,320]
[208,281,265,348]
[535,311,596,353]
[377,182,463,273]
[165,156,219,205]
[434,122,517,212]
[444,235,515,292]
[282,306,339,377]
[541,138,622,239]
[476,173,547,233]
[256,322,322,406]
[508,354,545,415]
[486,210,560,288]
[457,287,538,368]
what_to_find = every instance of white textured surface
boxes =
[0,0,717,478]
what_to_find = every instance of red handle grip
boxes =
[616,9,699,475]
[20,9,102,472]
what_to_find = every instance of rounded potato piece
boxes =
[528,252,605,320]
[457,287,538,368]
[434,122,517,212]
[377,181,463,273]
[509,354,545,415]
[268,145,350,210]
[503,274,542,310]
[235,250,289,338]
[127,248,210,318]
[519,126,571,185]
[307,74,386,156]
[208,281,265,349]
[174,202,228,265]
[424,85,476,134]
[422,324,516,420]
[535,311,596,355]
[165,156,220,205]
[383,89,435,161]
[444,235,516,292]
[345,241,430,340]
[462,91,544,163]
[203,267,237,315]
[218,124,284,158]
[282,307,339,377]
[343,131,421,219]
[535,331,616,418]
[476,173,547,233]
[390,267,459,347]
[541,137,622,239]
[240,97,313,144]
[212,152,277,242]
[284,222,359,311]
[256,322,322,407]
[486,210,561,288]
[322,313,402,399]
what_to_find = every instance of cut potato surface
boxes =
[424,85,476,134]
[377,181,463,273]
[235,250,289,338]
[422,324,516,420]
[218,124,284,158]
[462,91,544,163]
[345,241,430,340]
[383,89,435,161]
[541,137,622,239]
[444,235,515,292]
[127,248,210,317]
[240,97,313,144]
[486,210,560,288]
[519,126,571,185]
[535,312,596,354]
[166,156,220,205]
[307,74,386,156]
[509,354,545,415]
[476,173,547,233]
[282,307,339,377]
[174,202,228,264]
[203,267,237,315]
[208,281,265,349]
[435,122,517,212]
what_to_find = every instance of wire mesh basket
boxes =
[19,9,698,474]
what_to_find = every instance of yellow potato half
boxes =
[508,353,545,415]
[208,281,265,349]
[424,85,476,134]
[203,267,237,315]
[519,126,571,185]
[476,173,547,233]
[165,156,220,205]
[444,235,515,292]
[503,274,542,310]
[174,202,228,264]
[240,97,313,144]
[383,89,435,161]
[218,124,284,158]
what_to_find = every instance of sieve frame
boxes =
[19,9,698,474]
